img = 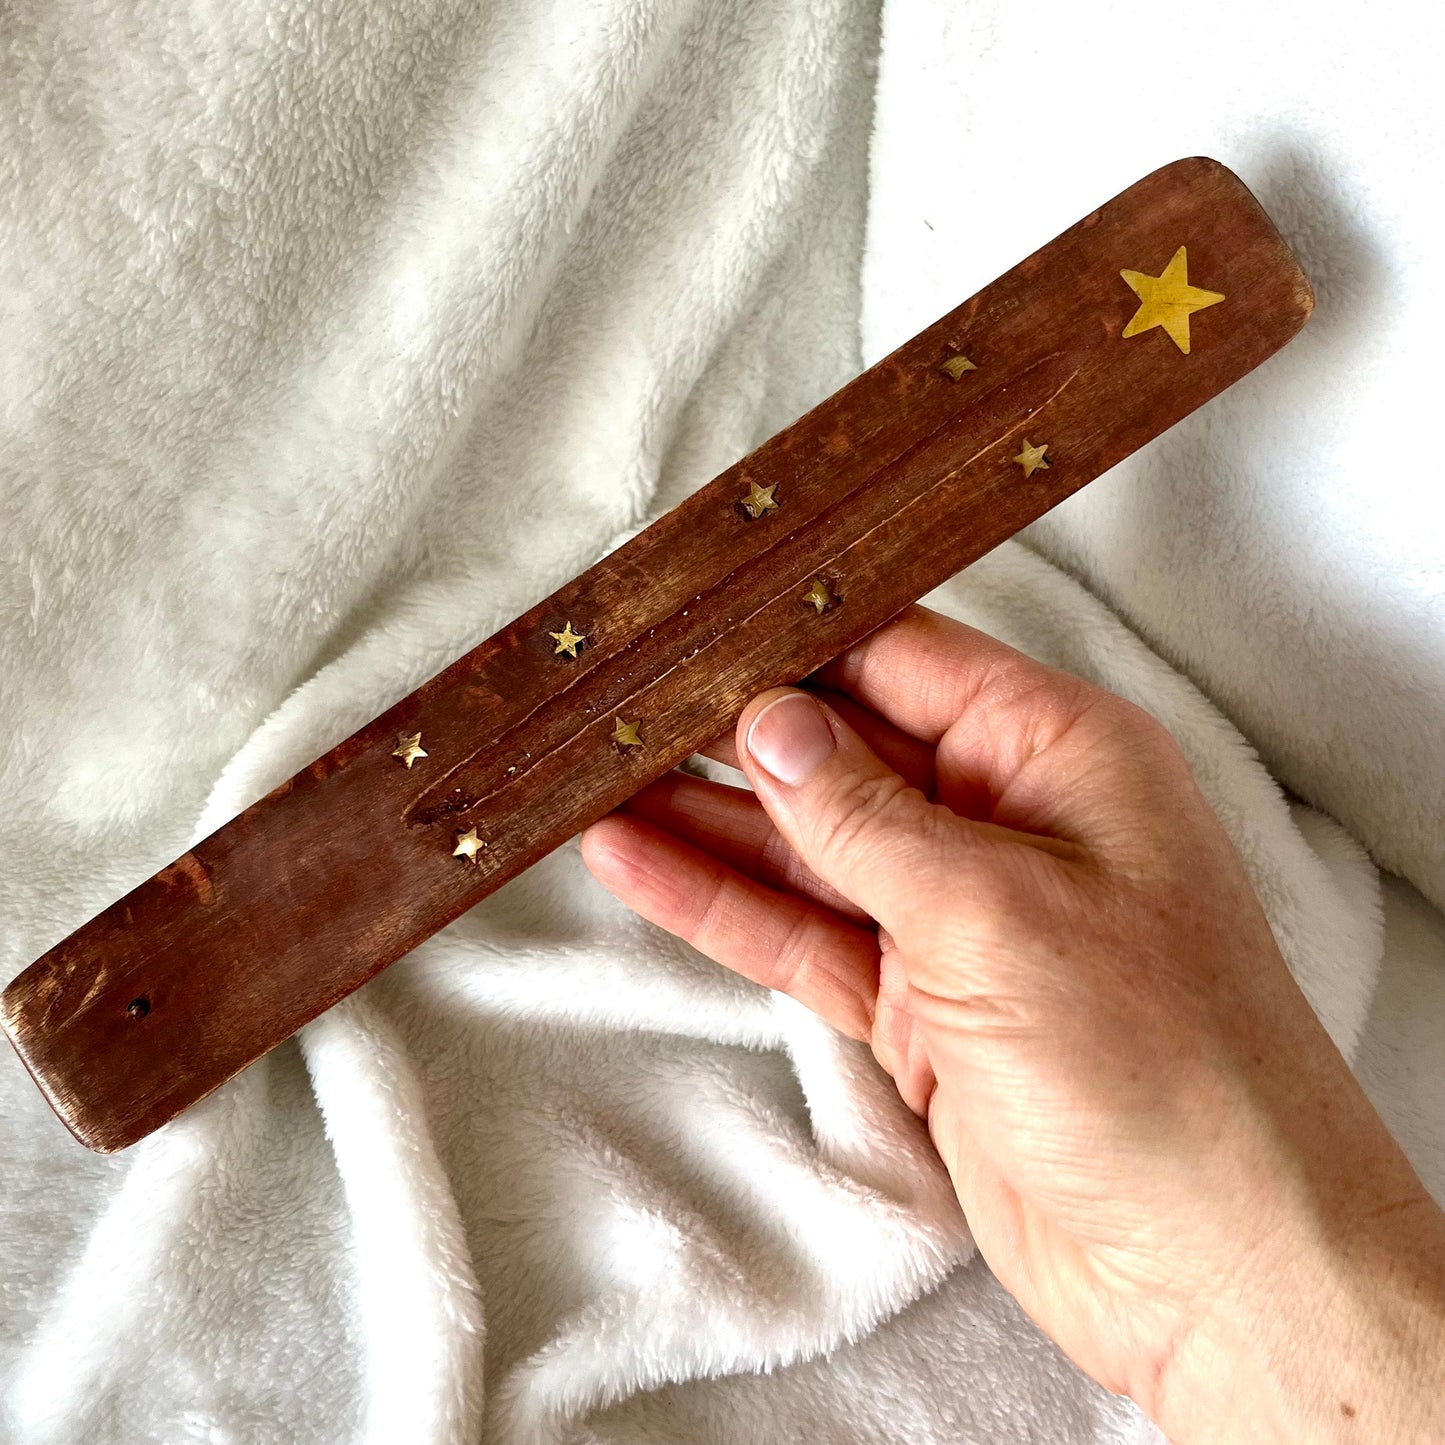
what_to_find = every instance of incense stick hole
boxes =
[126,996,150,1019]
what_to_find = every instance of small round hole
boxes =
[126,996,150,1019]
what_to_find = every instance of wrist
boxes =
[1154,1188,1445,1445]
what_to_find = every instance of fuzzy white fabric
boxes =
[0,2,1439,1444]
[865,0,1445,912]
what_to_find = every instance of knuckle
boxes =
[811,770,931,865]
[1101,695,1187,765]
[1106,692,1165,739]
[687,870,742,952]
[767,906,824,996]
[976,654,1097,718]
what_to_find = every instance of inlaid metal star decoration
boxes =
[740,480,779,518]
[392,733,428,769]
[549,622,587,658]
[453,826,486,863]
[803,577,837,613]
[611,718,644,749]
[1120,246,1225,355]
[1013,440,1050,479]
[938,352,978,380]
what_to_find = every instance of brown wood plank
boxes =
[1,157,1314,1152]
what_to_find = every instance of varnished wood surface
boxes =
[2,158,1313,1152]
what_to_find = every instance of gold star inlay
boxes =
[1120,246,1225,355]
[611,718,644,749]
[453,826,486,863]
[392,733,428,769]
[1013,440,1050,479]
[740,480,779,518]
[803,577,837,614]
[549,622,587,658]
[938,352,978,380]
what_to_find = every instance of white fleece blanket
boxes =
[1,3,1439,1444]
[865,0,1445,913]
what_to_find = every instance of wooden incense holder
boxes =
[2,158,1313,1152]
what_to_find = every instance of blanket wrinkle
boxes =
[3,0,1439,1443]
[300,1000,486,1445]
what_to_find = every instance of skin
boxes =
[580,605,1445,1445]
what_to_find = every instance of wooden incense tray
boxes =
[2,158,1313,1152]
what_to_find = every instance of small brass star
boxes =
[611,717,644,749]
[392,732,428,769]
[453,826,486,863]
[1120,246,1225,355]
[740,480,779,518]
[938,352,978,380]
[1013,439,1050,479]
[549,622,587,658]
[803,577,837,614]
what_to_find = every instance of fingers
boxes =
[810,605,1101,827]
[580,813,880,1040]
[814,604,1189,848]
[734,686,976,940]
[696,688,936,791]
[815,605,1091,746]
[622,771,870,923]
[656,688,938,921]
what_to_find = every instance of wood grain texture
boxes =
[2,158,1314,1152]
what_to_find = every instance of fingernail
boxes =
[746,693,836,785]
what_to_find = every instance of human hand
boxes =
[581,605,1445,1444]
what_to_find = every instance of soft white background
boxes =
[2,1,1441,1442]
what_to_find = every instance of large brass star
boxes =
[611,718,644,749]
[392,732,428,769]
[549,622,587,658]
[1012,439,1050,479]
[1120,246,1225,355]
[740,481,779,518]
[453,826,486,863]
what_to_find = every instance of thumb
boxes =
[737,687,972,934]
